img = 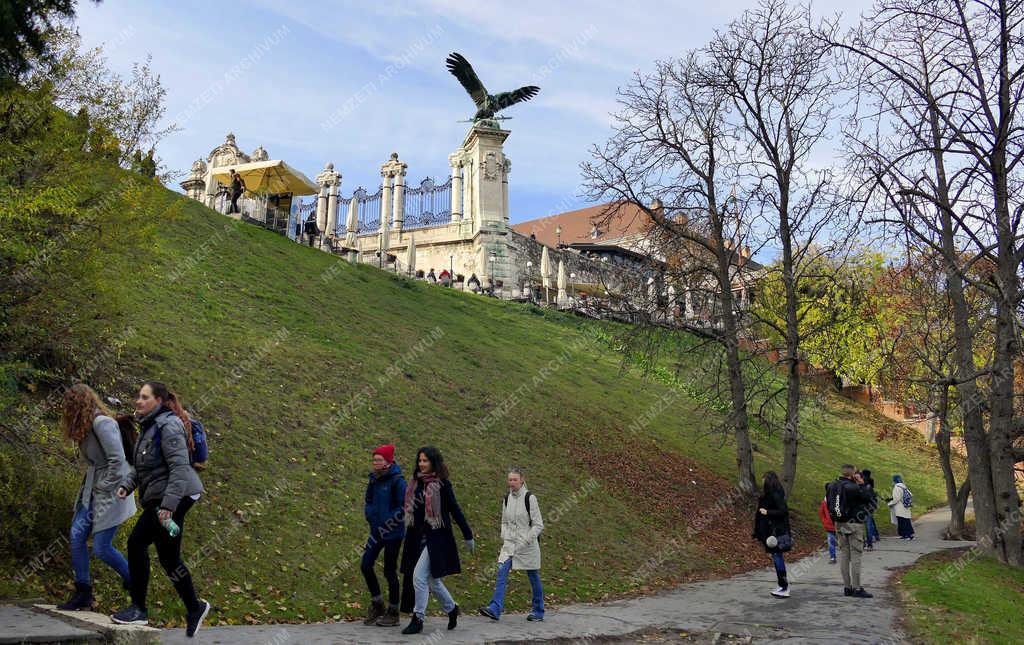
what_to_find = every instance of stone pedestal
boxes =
[456,124,512,290]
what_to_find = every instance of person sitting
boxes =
[426,269,437,284]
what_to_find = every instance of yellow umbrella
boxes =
[211,159,317,196]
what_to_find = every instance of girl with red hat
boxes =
[361,444,407,627]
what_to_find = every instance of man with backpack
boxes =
[478,467,545,622]
[826,464,876,599]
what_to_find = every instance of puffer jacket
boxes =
[365,462,407,542]
[122,407,203,510]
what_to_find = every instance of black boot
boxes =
[363,598,385,626]
[57,582,93,611]
[447,603,460,630]
[401,615,423,634]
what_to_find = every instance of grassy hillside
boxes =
[1,120,956,628]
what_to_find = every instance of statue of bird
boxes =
[445,52,540,122]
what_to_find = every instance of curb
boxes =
[33,604,161,645]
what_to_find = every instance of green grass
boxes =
[1,153,956,627]
[900,550,1024,644]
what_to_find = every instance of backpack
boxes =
[900,484,913,508]
[114,414,138,465]
[503,491,538,540]
[826,479,851,522]
[152,416,209,469]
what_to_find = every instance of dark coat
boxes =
[399,478,473,579]
[123,407,203,510]
[752,489,790,553]
[365,463,407,542]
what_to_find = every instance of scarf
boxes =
[404,472,443,529]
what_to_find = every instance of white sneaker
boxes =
[771,587,790,598]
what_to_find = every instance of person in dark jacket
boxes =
[303,214,320,247]
[830,464,876,598]
[361,444,407,627]
[399,446,474,635]
[861,469,881,549]
[111,382,209,638]
[227,169,245,214]
[56,384,136,611]
[752,471,791,598]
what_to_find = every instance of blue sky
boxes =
[74,0,870,224]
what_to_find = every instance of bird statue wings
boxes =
[445,52,540,123]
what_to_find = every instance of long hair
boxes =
[142,381,195,452]
[62,383,111,445]
[416,445,449,480]
[762,471,784,498]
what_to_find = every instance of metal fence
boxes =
[403,177,452,230]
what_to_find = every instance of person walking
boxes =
[110,382,209,638]
[399,446,474,635]
[828,464,876,598]
[361,444,406,627]
[56,384,137,610]
[303,213,320,248]
[227,169,245,215]
[888,474,915,540]
[478,467,545,622]
[817,483,837,564]
[752,471,792,598]
[861,469,881,550]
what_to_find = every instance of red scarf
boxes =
[404,472,443,529]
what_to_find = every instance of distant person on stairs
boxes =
[399,446,474,635]
[818,483,836,564]
[888,474,915,540]
[227,169,245,214]
[827,464,876,599]
[478,467,545,622]
[752,471,792,598]
[110,382,210,638]
[56,384,136,611]
[303,213,320,247]
[361,444,407,628]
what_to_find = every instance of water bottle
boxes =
[161,515,180,537]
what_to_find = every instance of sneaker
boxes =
[447,604,460,630]
[527,613,544,621]
[111,604,149,626]
[852,587,874,598]
[376,606,399,627]
[865,544,874,551]
[57,582,93,611]
[478,606,499,621]
[186,599,210,637]
[770,587,790,598]
[843,587,854,597]
[363,599,385,626]
[401,615,423,634]
[829,558,837,564]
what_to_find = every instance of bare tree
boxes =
[582,53,759,495]
[708,0,847,495]
[830,0,1023,565]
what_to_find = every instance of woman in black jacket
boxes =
[399,446,474,635]
[752,471,791,598]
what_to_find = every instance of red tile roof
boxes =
[512,201,653,248]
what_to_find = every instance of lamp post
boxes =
[570,272,576,301]
[488,253,497,296]
[526,260,533,303]
[377,231,383,268]
[449,255,454,287]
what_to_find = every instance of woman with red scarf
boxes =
[399,446,474,635]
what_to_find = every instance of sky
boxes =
[73,0,873,225]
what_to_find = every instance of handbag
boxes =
[774,533,794,552]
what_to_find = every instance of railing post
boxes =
[316,163,341,251]
[449,152,463,222]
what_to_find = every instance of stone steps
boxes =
[0,604,160,644]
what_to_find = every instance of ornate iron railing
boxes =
[403,177,452,230]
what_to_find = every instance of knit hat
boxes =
[373,444,396,464]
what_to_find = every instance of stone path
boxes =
[155,506,970,644]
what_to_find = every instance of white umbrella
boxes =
[540,246,552,288]
[557,259,567,304]
[345,197,358,248]
[406,236,416,276]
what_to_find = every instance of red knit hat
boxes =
[373,444,395,464]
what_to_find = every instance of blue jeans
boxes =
[412,548,455,619]
[865,515,881,545]
[70,501,131,586]
[827,531,837,560]
[770,552,787,589]
[486,558,544,618]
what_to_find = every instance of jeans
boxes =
[70,502,131,585]
[127,498,200,613]
[826,531,837,560]
[486,558,544,618]
[412,548,455,619]
[836,521,864,589]
[865,514,880,546]
[770,552,787,589]
[361,537,401,606]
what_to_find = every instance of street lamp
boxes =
[488,253,497,296]
[449,255,454,287]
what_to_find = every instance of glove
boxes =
[464,539,476,555]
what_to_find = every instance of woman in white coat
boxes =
[887,474,915,539]
[478,468,544,622]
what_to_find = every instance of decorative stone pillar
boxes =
[314,162,332,237]
[315,163,341,250]
[380,166,393,255]
[460,125,510,234]
[462,158,473,228]
[502,157,511,227]
[382,153,407,232]
[449,152,463,222]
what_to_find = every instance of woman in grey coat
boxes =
[57,384,137,611]
[110,381,209,638]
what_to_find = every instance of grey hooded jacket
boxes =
[122,408,203,510]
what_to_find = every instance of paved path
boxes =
[159,507,971,644]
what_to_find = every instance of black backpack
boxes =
[826,479,851,522]
[503,491,538,540]
[114,414,138,465]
